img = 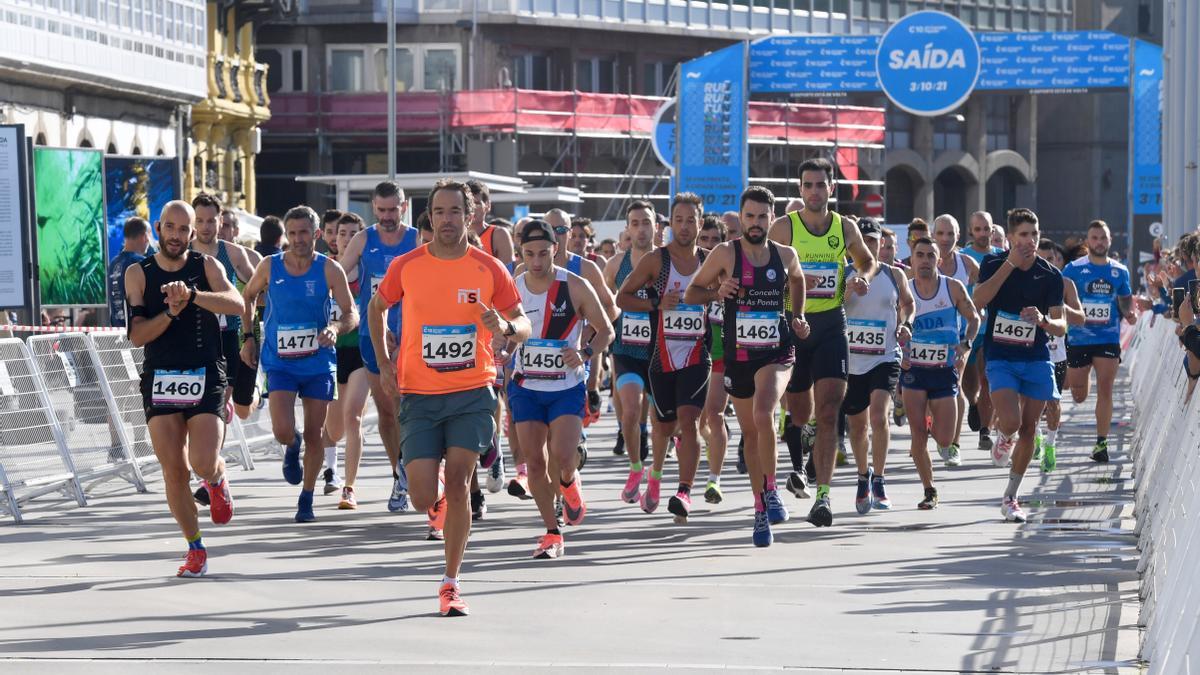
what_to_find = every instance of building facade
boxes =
[0,0,208,157]
[256,0,1160,246]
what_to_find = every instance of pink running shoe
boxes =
[640,476,661,514]
[992,433,1014,468]
[621,468,644,504]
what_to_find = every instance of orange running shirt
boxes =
[376,244,520,395]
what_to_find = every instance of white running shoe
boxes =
[1001,496,1027,523]
[487,450,506,494]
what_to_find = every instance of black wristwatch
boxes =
[165,308,180,321]
[503,320,516,337]
[187,285,197,306]
[242,332,256,341]
[581,345,595,358]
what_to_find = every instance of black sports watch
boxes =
[581,345,595,358]
[503,320,516,337]
[243,332,256,341]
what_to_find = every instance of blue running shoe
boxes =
[282,434,303,485]
[388,465,411,513]
[871,475,891,510]
[764,489,789,525]
[752,511,773,547]
[295,491,316,523]
[855,468,873,515]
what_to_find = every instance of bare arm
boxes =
[768,214,793,246]
[684,242,734,306]
[326,259,359,336]
[199,256,246,317]
[338,229,369,282]
[843,221,878,282]
[949,279,980,343]
[962,254,980,285]
[781,246,806,320]
[1042,305,1068,338]
[616,253,663,313]
[1063,278,1086,326]
[572,276,614,354]
[895,266,915,325]
[125,264,171,347]
[228,244,256,284]
[492,227,515,268]
[972,260,1013,308]
[240,257,271,329]
[581,258,619,322]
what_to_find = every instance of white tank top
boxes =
[909,275,960,369]
[514,268,586,391]
[845,263,901,375]
[656,253,706,372]
[944,251,971,288]
[1047,334,1067,364]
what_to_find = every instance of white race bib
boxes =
[662,304,705,341]
[152,368,206,407]
[909,338,953,368]
[621,312,652,346]
[735,311,781,350]
[805,262,840,299]
[708,302,724,325]
[992,310,1037,347]
[521,338,569,380]
[370,274,385,297]
[1082,301,1111,325]
[422,325,476,372]
[277,323,320,358]
[847,318,887,355]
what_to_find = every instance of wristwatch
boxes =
[165,308,179,321]
[503,320,516,337]
[187,286,197,305]
[581,345,595,358]
[242,332,256,341]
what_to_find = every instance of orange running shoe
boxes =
[560,476,586,526]
[177,548,208,578]
[532,533,565,559]
[438,582,469,616]
[203,478,234,526]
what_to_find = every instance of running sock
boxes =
[763,475,778,492]
[1097,435,1107,445]
[1045,428,1059,446]
[649,469,663,481]
[393,469,400,481]
[517,463,528,477]
[816,484,831,500]
[640,423,649,436]
[707,473,720,485]
[981,426,991,436]
[1005,472,1023,500]
[560,477,575,489]
[783,424,806,471]
[859,472,870,480]
[997,429,1013,445]
[547,528,561,536]
[324,446,338,472]
[677,483,691,496]
[441,576,458,587]
[754,491,765,512]
[630,461,643,472]
[186,531,205,551]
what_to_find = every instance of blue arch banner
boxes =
[750,30,1130,96]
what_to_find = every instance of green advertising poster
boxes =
[34,147,107,307]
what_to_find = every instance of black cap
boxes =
[519,219,556,245]
[857,217,882,240]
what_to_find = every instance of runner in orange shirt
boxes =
[369,178,531,617]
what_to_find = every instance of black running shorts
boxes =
[647,364,709,422]
[787,309,850,393]
[842,361,900,416]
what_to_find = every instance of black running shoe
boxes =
[806,496,833,527]
[577,443,588,471]
[804,453,817,485]
[193,485,210,507]
[917,487,939,510]
[967,403,980,432]
[1091,440,1110,463]
[613,432,626,456]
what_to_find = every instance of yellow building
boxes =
[186,1,290,213]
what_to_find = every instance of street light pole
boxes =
[387,0,396,180]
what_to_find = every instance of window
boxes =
[422,0,462,9]
[933,110,965,152]
[514,52,550,90]
[985,96,1014,152]
[576,55,617,93]
[885,106,911,149]
[642,60,675,96]
[259,45,307,93]
[330,48,365,91]
[424,48,458,90]
[328,43,460,93]
[374,47,415,92]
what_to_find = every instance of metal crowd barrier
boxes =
[1127,312,1200,673]
[0,331,382,523]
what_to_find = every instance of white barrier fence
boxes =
[1128,312,1200,673]
[0,331,376,524]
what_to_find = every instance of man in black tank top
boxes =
[124,200,245,578]
[687,186,810,547]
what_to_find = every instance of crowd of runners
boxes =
[116,157,1195,617]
